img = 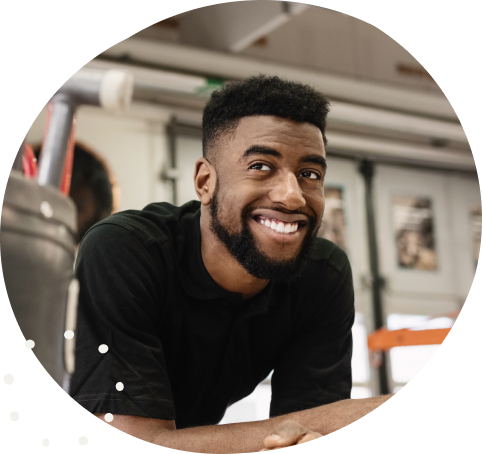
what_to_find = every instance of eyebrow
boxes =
[240,145,327,169]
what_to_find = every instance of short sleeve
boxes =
[69,223,176,420]
[270,258,355,417]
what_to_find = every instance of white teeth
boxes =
[257,217,300,234]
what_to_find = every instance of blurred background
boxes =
[24,2,480,424]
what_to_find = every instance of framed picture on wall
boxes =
[392,195,438,271]
[318,186,348,252]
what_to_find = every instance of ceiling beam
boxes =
[326,132,474,171]
[87,58,465,144]
[85,59,474,171]
[100,37,457,121]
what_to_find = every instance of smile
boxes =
[254,215,305,235]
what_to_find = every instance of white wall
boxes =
[447,174,482,301]
[175,134,203,206]
[374,165,479,315]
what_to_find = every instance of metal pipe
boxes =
[36,68,134,189]
[37,96,76,188]
[87,58,467,145]
[359,159,390,395]
[167,120,178,206]
[100,37,457,120]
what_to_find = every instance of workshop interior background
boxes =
[25,2,480,424]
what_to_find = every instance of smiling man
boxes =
[70,75,391,453]
[201,115,326,298]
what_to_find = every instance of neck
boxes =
[200,208,269,300]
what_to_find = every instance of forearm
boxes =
[277,394,393,436]
[105,394,392,453]
[154,417,278,454]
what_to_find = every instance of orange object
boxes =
[367,327,451,351]
[22,143,38,178]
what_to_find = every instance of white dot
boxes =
[10,411,19,421]
[98,344,108,354]
[115,382,124,391]
[40,201,53,218]
[4,373,14,385]
[25,339,35,349]
[64,330,74,339]
[42,439,50,447]
[78,436,88,445]
[104,413,114,422]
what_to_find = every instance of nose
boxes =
[268,171,306,211]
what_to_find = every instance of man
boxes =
[70,75,391,453]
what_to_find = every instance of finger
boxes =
[264,431,299,448]
[264,420,305,448]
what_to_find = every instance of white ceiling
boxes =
[134,3,443,96]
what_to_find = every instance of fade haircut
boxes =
[202,75,330,162]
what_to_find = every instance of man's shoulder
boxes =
[83,200,201,246]
[309,237,350,273]
[108,199,201,228]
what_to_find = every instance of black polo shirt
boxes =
[70,200,354,429]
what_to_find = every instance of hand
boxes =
[260,419,322,451]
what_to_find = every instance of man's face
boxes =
[208,115,326,281]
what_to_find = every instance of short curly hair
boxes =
[202,75,330,161]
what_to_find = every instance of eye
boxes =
[299,170,321,180]
[249,163,271,171]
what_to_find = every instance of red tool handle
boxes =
[22,143,38,178]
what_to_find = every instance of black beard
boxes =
[208,183,319,282]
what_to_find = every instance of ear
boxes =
[194,157,217,206]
